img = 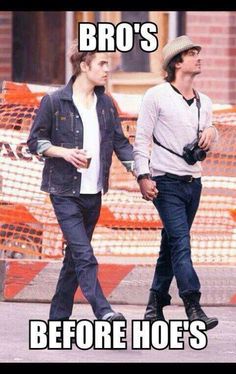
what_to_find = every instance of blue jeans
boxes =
[151,175,202,305]
[49,192,113,320]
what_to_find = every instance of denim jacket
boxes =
[27,76,133,196]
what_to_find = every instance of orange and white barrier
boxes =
[1,80,236,297]
[1,259,236,306]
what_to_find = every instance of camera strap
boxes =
[152,88,201,158]
[152,135,184,159]
[193,89,201,139]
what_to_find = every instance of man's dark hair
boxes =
[165,53,183,82]
[165,47,200,82]
[68,39,97,77]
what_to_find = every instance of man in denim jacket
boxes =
[27,41,133,322]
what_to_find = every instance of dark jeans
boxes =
[151,175,202,305]
[49,192,113,320]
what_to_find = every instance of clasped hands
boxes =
[138,179,158,201]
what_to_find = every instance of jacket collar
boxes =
[60,75,105,101]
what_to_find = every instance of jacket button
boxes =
[76,130,79,133]
[74,176,77,180]
[72,190,76,194]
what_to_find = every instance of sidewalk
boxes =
[0,301,235,363]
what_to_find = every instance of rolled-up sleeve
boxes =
[112,103,134,163]
[27,94,53,154]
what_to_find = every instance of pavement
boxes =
[0,301,236,363]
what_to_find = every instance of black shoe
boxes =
[188,305,218,330]
[105,312,126,321]
[144,291,167,322]
[183,296,218,331]
[203,317,218,331]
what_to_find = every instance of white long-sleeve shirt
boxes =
[133,82,218,178]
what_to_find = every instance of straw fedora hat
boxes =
[162,35,201,71]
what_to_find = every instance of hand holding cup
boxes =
[77,149,92,172]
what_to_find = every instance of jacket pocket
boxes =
[49,143,75,188]
[50,159,74,186]
[55,111,74,133]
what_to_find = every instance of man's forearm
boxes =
[207,125,219,143]
[43,145,67,158]
[36,140,52,156]
[37,140,67,158]
[133,139,151,176]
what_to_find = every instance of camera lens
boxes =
[195,148,206,161]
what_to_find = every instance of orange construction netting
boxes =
[0,81,236,264]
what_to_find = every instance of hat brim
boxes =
[163,44,201,70]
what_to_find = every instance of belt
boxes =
[165,173,195,183]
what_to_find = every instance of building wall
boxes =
[0,12,12,88]
[1,11,236,105]
[75,11,168,94]
[186,11,236,104]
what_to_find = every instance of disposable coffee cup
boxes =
[77,150,92,172]
[84,151,92,169]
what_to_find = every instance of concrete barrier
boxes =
[0,258,236,305]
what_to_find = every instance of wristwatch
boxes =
[137,173,151,182]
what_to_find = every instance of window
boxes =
[177,11,186,36]
[121,11,150,72]
[13,12,65,85]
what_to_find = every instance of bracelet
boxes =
[137,173,151,182]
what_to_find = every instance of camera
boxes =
[183,138,207,165]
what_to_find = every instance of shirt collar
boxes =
[170,83,195,105]
[60,76,105,101]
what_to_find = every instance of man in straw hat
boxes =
[133,35,218,330]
